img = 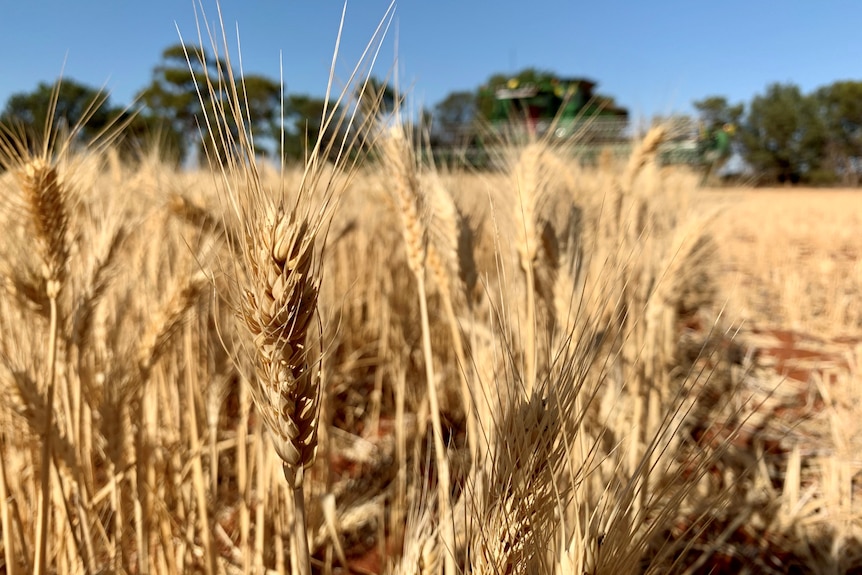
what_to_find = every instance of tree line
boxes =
[695,81,862,185]
[0,43,358,166]
[3,43,862,184]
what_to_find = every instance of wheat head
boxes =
[380,127,427,276]
[16,158,69,298]
[240,207,320,489]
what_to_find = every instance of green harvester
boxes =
[448,74,735,175]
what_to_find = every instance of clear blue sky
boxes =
[1,1,860,122]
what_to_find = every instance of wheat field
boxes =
[1,19,861,575]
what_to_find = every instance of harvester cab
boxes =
[487,76,629,144]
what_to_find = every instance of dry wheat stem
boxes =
[183,325,217,575]
[16,158,69,575]
[187,13,337,568]
[189,6,324,493]
[417,278,457,575]
[0,435,16,575]
[428,244,477,458]
[426,177,479,461]
[381,127,457,575]
[138,270,208,377]
[512,144,545,398]
[623,125,666,194]
[33,289,56,575]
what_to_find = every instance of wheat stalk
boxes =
[137,269,209,377]
[379,126,457,575]
[511,143,548,398]
[15,157,69,575]
[225,197,324,575]
[623,125,666,194]
[426,176,478,460]
[0,428,17,575]
[185,3,397,572]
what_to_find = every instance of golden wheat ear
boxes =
[240,207,321,488]
[15,158,69,298]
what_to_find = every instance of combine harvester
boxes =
[437,75,733,179]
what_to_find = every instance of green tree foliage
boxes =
[0,78,169,163]
[1,79,117,146]
[431,90,477,146]
[236,74,285,158]
[360,77,396,117]
[700,82,862,185]
[280,94,344,162]
[117,112,186,164]
[348,76,397,154]
[741,83,826,184]
[137,44,223,158]
[137,43,286,164]
[136,44,224,162]
[693,96,744,132]
[813,81,862,185]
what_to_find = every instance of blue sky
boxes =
[1,1,861,123]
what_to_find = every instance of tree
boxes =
[0,78,171,165]
[115,111,186,164]
[693,96,744,132]
[813,81,862,185]
[137,43,285,165]
[741,83,826,184]
[360,77,397,117]
[137,43,230,164]
[1,78,119,147]
[236,74,285,158]
[431,90,477,147]
[280,94,346,163]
